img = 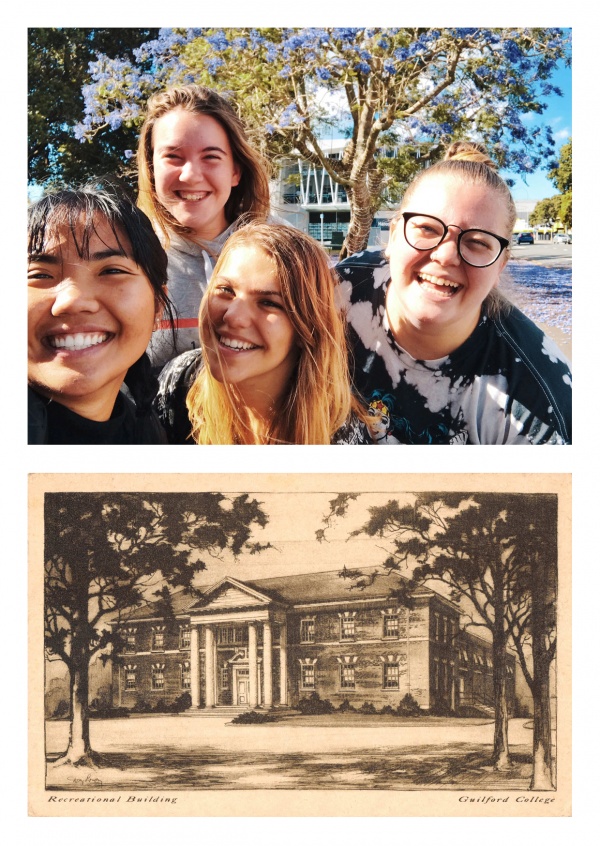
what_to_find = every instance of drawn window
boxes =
[181,662,191,690]
[124,667,136,691]
[124,631,136,653]
[300,618,315,643]
[179,628,191,649]
[383,614,399,638]
[301,664,315,689]
[383,662,400,689]
[221,667,229,690]
[340,664,355,689]
[218,626,245,645]
[340,616,355,641]
[151,630,165,651]
[151,665,165,691]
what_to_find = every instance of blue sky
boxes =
[503,60,572,201]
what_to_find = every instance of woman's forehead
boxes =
[39,214,131,257]
[404,174,507,230]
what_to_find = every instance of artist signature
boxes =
[67,774,103,787]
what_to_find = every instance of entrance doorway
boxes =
[232,664,261,706]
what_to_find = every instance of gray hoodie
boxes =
[147,223,236,369]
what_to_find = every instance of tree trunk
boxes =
[491,629,512,770]
[338,175,377,261]
[530,658,554,789]
[59,641,96,766]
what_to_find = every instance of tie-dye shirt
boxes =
[336,250,572,445]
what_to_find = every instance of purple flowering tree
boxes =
[75,27,570,258]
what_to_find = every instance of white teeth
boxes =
[219,336,258,351]
[48,333,109,351]
[179,192,209,201]
[419,273,461,289]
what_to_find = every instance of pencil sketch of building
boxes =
[111,567,515,715]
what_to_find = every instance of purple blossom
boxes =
[383,59,397,75]
[204,56,225,76]
[332,28,359,42]
[124,149,134,159]
[316,67,332,81]
[355,61,371,75]
[206,31,230,52]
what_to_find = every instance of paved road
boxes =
[510,242,571,264]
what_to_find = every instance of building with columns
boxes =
[111,567,515,714]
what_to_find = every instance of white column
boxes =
[263,621,273,709]
[205,625,216,708]
[190,625,201,709]
[279,621,288,706]
[248,623,258,708]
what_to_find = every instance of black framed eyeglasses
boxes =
[401,212,509,268]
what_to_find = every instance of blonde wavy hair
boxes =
[137,85,271,246]
[186,223,361,444]
[395,140,515,318]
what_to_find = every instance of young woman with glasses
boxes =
[336,142,572,444]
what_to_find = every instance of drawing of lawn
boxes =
[46,714,535,791]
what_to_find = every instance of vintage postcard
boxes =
[28,473,571,817]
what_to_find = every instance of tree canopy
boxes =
[321,491,558,787]
[28,28,158,188]
[530,138,572,230]
[44,491,271,765]
[31,27,571,257]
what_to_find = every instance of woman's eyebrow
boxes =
[89,248,129,261]
[28,252,60,264]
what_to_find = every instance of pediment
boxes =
[194,577,274,612]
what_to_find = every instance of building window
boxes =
[151,665,165,691]
[340,615,355,641]
[383,614,399,638]
[181,662,191,690]
[179,628,191,650]
[124,666,136,691]
[221,666,229,690]
[340,665,355,689]
[124,631,136,653]
[217,626,245,645]
[301,664,315,690]
[300,618,315,643]
[383,662,400,689]
[151,629,165,651]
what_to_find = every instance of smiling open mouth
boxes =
[417,272,463,296]
[47,332,111,351]
[177,191,210,201]
[218,335,260,352]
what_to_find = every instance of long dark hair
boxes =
[28,184,174,439]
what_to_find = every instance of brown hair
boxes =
[137,85,271,245]
[187,223,362,444]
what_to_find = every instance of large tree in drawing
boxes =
[322,492,558,787]
[44,492,270,766]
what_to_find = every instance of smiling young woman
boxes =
[154,223,369,445]
[137,85,271,369]
[336,141,572,444]
[27,186,174,444]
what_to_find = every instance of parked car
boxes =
[553,233,571,244]
[517,232,534,245]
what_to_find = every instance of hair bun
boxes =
[443,141,497,170]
